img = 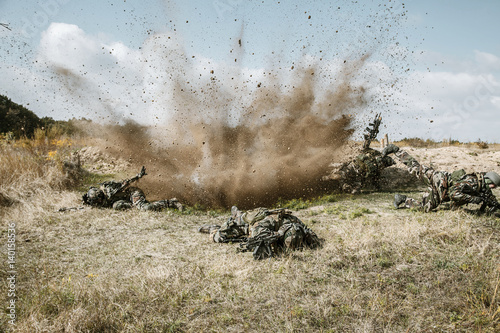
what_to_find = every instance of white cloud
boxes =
[38,23,99,68]
[474,50,500,72]
[384,65,500,141]
[2,22,500,142]
[32,23,146,122]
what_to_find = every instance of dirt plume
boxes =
[86,58,369,209]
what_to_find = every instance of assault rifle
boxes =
[238,232,280,260]
[266,208,291,215]
[363,113,382,149]
[57,206,86,212]
[479,192,500,214]
[102,166,147,197]
[221,237,248,244]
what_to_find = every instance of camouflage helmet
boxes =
[485,171,500,187]
[82,187,105,206]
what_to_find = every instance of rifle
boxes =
[238,232,280,260]
[103,166,147,197]
[362,113,382,149]
[220,237,248,244]
[57,206,86,212]
[266,208,292,216]
[478,192,500,214]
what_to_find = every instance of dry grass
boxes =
[0,133,82,214]
[2,190,500,332]
[392,138,499,150]
[1,137,500,332]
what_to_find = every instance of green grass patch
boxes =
[171,203,228,216]
[276,193,350,211]
[348,207,373,219]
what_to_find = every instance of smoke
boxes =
[90,51,370,209]
[37,3,409,209]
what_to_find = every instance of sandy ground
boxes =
[396,146,500,173]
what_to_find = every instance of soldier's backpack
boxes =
[280,222,306,250]
[278,218,321,251]
[304,228,321,249]
[450,169,467,184]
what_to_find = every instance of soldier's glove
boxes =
[381,144,400,157]
[470,196,483,204]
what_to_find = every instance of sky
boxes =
[1,0,500,142]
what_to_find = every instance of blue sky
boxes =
[1,0,500,142]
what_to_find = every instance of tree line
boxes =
[0,95,87,139]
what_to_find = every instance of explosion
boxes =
[90,54,371,209]
[44,2,408,209]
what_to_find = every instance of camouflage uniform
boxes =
[83,167,182,211]
[201,207,321,259]
[337,148,395,193]
[111,187,182,211]
[335,113,396,193]
[393,149,499,212]
[209,206,252,243]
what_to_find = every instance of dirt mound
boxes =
[77,146,131,175]
[398,146,500,173]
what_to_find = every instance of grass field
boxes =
[1,136,500,332]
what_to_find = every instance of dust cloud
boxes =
[60,1,409,209]
[89,56,370,209]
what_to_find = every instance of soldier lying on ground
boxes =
[388,144,500,213]
[334,113,397,194]
[82,166,183,211]
[198,207,321,260]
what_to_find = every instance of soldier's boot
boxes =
[157,198,182,211]
[198,225,221,234]
[168,198,183,211]
[393,194,407,209]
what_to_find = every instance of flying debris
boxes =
[0,23,11,31]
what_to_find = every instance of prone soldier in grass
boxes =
[389,145,500,213]
[198,206,321,260]
[334,113,397,193]
[82,166,183,211]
